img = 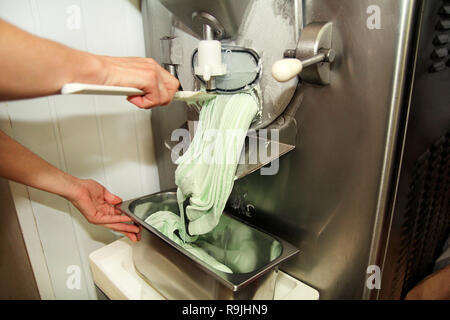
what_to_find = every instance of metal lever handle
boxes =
[272,49,335,82]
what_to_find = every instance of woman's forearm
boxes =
[0,18,179,108]
[0,130,141,241]
[0,130,78,199]
[0,19,104,100]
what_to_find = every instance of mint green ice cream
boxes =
[145,93,258,273]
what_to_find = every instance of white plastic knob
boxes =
[271,59,303,82]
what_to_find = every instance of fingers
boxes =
[104,188,122,205]
[157,80,171,106]
[137,226,142,241]
[95,214,133,224]
[101,56,179,109]
[127,95,147,108]
[119,231,139,242]
[126,60,179,109]
[127,78,172,109]
[155,63,180,97]
[104,224,142,242]
[103,222,140,234]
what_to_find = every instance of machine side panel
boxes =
[230,0,417,299]
[379,0,450,299]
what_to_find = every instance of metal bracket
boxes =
[192,11,225,40]
[285,22,334,85]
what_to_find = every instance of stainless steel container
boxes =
[118,191,299,300]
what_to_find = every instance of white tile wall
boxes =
[0,0,160,299]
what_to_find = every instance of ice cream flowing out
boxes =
[145,92,259,273]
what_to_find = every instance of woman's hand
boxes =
[67,178,141,242]
[98,56,180,109]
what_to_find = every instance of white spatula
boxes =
[61,83,215,102]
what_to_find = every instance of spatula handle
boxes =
[61,83,215,103]
[61,83,144,96]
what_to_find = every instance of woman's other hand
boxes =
[66,178,141,242]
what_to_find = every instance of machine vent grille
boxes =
[394,131,450,298]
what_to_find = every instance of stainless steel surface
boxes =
[301,53,326,68]
[157,0,301,130]
[205,78,215,91]
[142,0,187,190]
[363,0,419,299]
[284,49,297,58]
[296,22,333,85]
[134,230,278,299]
[301,49,335,68]
[160,36,176,65]
[280,22,336,84]
[143,0,424,299]
[194,12,223,40]
[234,135,295,180]
[376,0,450,299]
[164,64,178,79]
[118,191,299,299]
[158,0,251,39]
[227,0,419,299]
[148,0,304,184]
[142,0,301,187]
[164,122,296,181]
[160,36,182,88]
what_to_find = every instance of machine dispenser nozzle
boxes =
[192,12,227,90]
[194,39,226,83]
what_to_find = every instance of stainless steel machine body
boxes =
[376,0,450,299]
[156,0,301,130]
[142,0,449,299]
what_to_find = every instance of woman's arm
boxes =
[405,265,450,300]
[0,130,141,241]
[0,19,179,109]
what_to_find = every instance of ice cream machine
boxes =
[142,0,450,299]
